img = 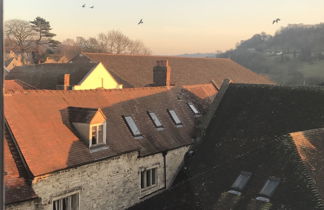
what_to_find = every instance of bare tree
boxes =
[5,19,35,54]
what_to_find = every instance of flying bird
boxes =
[273,18,281,24]
[138,19,143,25]
[82,4,86,8]
[90,5,94,8]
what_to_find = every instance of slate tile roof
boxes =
[77,53,273,88]
[4,85,217,178]
[4,80,36,93]
[5,63,98,89]
[130,84,324,210]
[4,127,37,205]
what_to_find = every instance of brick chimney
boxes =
[64,74,70,90]
[153,60,171,86]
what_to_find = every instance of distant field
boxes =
[298,60,324,79]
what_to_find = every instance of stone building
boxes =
[6,62,123,90]
[4,84,217,210]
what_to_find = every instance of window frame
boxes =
[187,102,200,116]
[147,111,164,129]
[52,191,80,210]
[140,167,158,190]
[89,122,106,147]
[123,115,142,137]
[167,109,182,126]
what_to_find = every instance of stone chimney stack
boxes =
[153,60,171,86]
[64,74,70,90]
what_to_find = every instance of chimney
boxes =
[153,60,171,86]
[64,74,70,90]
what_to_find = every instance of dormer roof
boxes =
[68,107,106,124]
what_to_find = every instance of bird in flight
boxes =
[273,18,281,24]
[90,5,94,8]
[138,19,144,25]
[82,4,86,8]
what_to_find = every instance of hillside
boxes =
[217,23,324,85]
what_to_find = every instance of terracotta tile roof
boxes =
[4,80,35,93]
[4,127,37,204]
[130,84,324,210]
[79,52,273,88]
[6,63,98,89]
[5,84,217,177]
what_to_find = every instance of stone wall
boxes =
[6,199,38,210]
[29,145,189,210]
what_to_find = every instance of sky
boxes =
[4,0,324,55]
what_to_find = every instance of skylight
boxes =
[230,171,252,192]
[148,112,163,128]
[123,116,142,137]
[258,177,280,198]
[168,109,182,125]
[188,103,200,115]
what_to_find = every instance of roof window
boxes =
[168,109,182,126]
[228,171,252,196]
[256,177,281,202]
[123,116,142,137]
[148,112,163,129]
[188,103,200,115]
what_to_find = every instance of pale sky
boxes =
[4,0,324,55]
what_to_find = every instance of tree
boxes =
[5,19,34,54]
[30,17,56,48]
[30,17,59,63]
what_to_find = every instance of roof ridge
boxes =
[4,86,174,96]
[83,52,230,61]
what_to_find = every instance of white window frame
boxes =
[89,122,106,147]
[140,167,158,190]
[52,191,80,210]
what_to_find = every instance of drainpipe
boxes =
[162,151,167,189]
[0,0,4,208]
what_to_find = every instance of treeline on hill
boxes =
[217,23,324,85]
[4,17,151,64]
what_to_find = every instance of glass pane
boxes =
[148,112,163,128]
[188,103,200,115]
[91,126,97,145]
[146,170,151,187]
[231,171,252,191]
[141,171,145,188]
[152,168,156,185]
[71,194,79,210]
[168,110,182,125]
[259,177,280,197]
[124,116,141,136]
[98,124,104,144]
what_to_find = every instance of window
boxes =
[167,109,182,125]
[230,171,252,192]
[148,112,163,128]
[188,103,200,115]
[53,193,79,210]
[124,116,142,137]
[141,168,157,189]
[259,177,281,198]
[90,124,105,146]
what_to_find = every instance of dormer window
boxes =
[68,107,107,151]
[91,124,105,146]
